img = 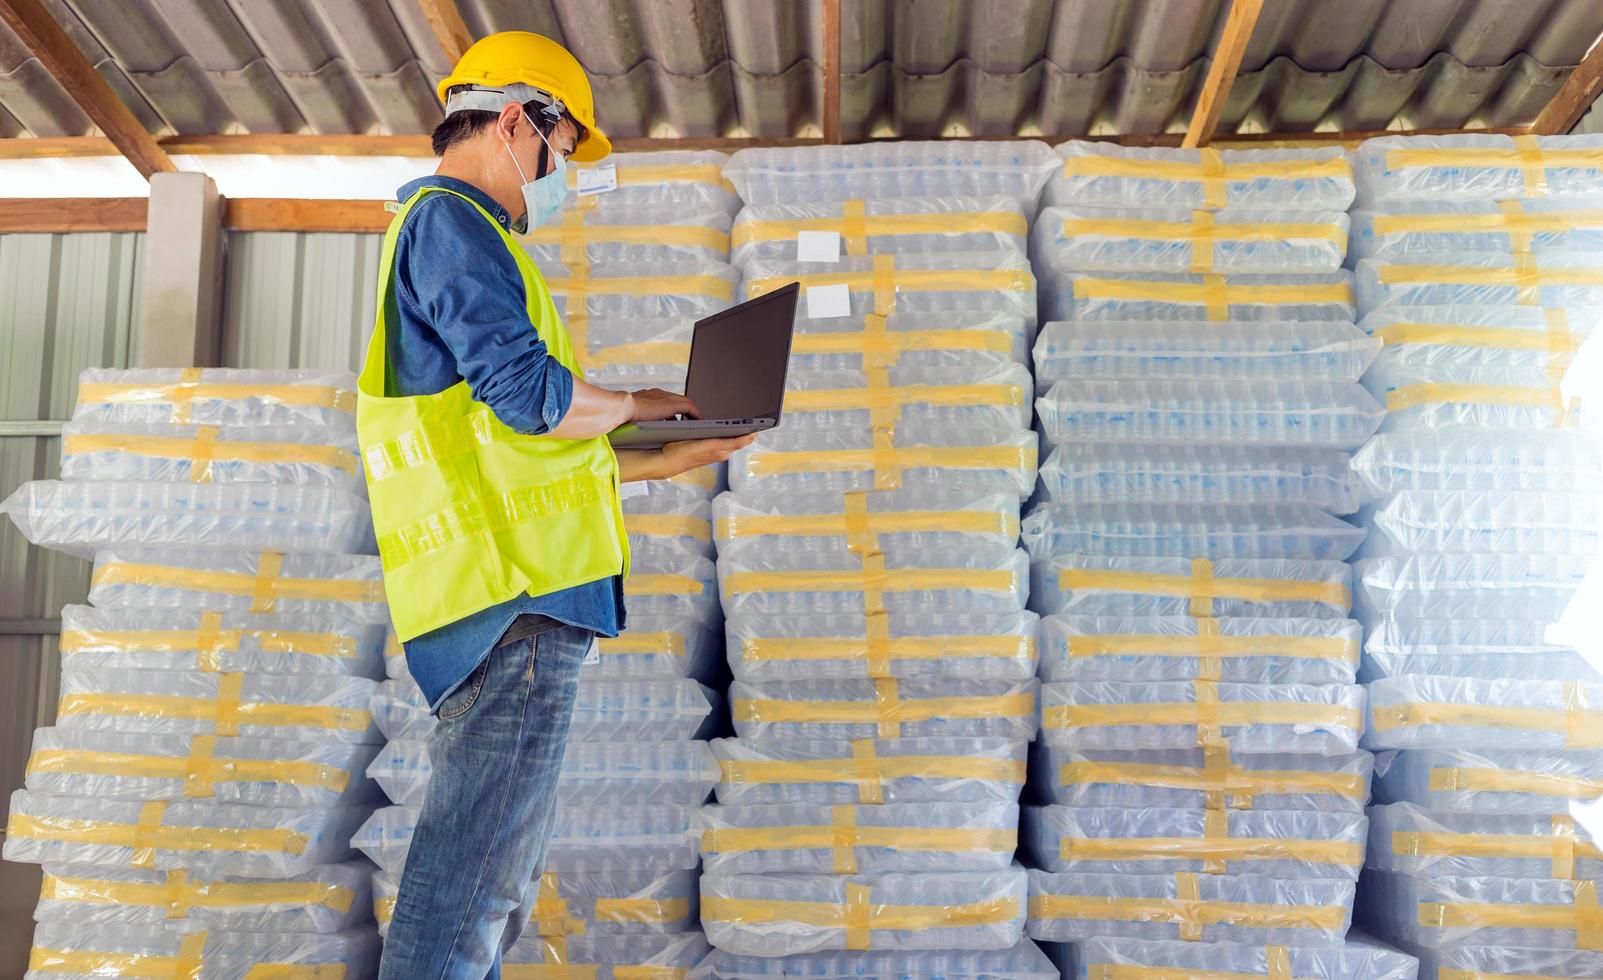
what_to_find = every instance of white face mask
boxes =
[505,116,568,234]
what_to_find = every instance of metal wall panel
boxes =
[221,231,382,371]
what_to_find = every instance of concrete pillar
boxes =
[136,171,224,366]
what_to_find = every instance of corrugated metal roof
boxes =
[0,0,1599,142]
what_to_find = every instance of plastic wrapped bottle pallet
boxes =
[624,542,721,621]
[1052,933,1419,980]
[724,609,1038,682]
[1364,675,1603,751]
[68,367,359,430]
[1047,142,1356,211]
[728,423,1038,498]
[1033,320,1380,389]
[728,676,1040,742]
[1352,133,1603,204]
[1039,615,1361,686]
[779,364,1034,432]
[34,861,371,934]
[709,737,1028,807]
[1359,489,1603,557]
[731,195,1029,266]
[714,489,1021,559]
[1032,205,1350,274]
[786,311,1031,371]
[1038,443,1362,513]
[366,738,720,808]
[1367,801,1603,879]
[1022,804,1367,880]
[1036,380,1385,451]
[691,941,1059,979]
[743,251,1037,327]
[1032,743,1374,814]
[520,203,732,266]
[1351,198,1603,260]
[1350,428,1603,497]
[1031,554,1353,619]
[502,931,713,979]
[577,315,696,385]
[370,676,717,742]
[1355,253,1603,311]
[700,868,1028,955]
[1023,503,1366,562]
[719,546,1030,616]
[1360,868,1603,952]
[540,258,741,324]
[86,547,388,622]
[1371,747,1603,814]
[21,924,379,979]
[623,492,713,556]
[1411,943,1603,980]
[1027,868,1355,946]
[722,141,1059,210]
[698,801,1019,875]
[57,420,363,489]
[567,149,740,214]
[1040,269,1356,323]
[354,803,701,875]
[1354,554,1590,623]
[372,867,699,939]
[1360,615,1598,683]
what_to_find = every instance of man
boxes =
[356,31,752,979]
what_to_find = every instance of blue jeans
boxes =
[378,622,591,980]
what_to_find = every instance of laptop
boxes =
[607,281,800,450]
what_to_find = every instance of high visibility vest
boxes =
[357,185,629,641]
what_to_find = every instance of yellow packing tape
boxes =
[700,889,1018,951]
[1437,971,1575,980]
[75,376,356,421]
[792,326,1014,361]
[719,509,1017,542]
[1429,765,1603,802]
[63,430,356,480]
[1084,945,1300,980]
[55,683,372,735]
[1066,630,1356,665]
[1383,137,1603,196]
[1377,260,1603,294]
[745,444,1033,479]
[1045,701,1360,736]
[566,162,734,193]
[735,206,1026,252]
[733,680,1034,739]
[1071,276,1352,321]
[1063,211,1344,273]
[596,631,686,658]
[784,382,1026,416]
[1392,820,1600,880]
[89,558,384,607]
[624,573,705,597]
[1060,151,1350,209]
[40,868,353,918]
[747,263,1031,310]
[741,633,1032,666]
[1373,206,1603,239]
[522,214,729,253]
[722,567,1015,601]
[1029,871,1345,941]
[1061,834,1363,871]
[27,741,349,798]
[1419,879,1603,950]
[1372,695,1603,749]
[1059,564,1349,611]
[545,273,734,301]
[1385,382,1575,426]
[60,624,359,663]
[718,742,1026,804]
[1058,746,1366,810]
[8,806,308,866]
[702,813,1016,872]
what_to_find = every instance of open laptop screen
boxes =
[683,283,797,421]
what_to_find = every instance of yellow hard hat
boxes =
[436,31,610,162]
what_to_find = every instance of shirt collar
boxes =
[397,176,514,230]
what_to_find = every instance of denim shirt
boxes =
[387,175,624,711]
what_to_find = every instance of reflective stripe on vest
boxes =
[358,187,630,640]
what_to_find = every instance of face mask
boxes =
[505,117,568,234]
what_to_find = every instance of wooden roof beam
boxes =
[0,0,175,177]
[418,0,474,65]
[1183,0,1265,148]
[1532,32,1603,135]
[821,0,842,143]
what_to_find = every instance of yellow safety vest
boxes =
[357,186,630,641]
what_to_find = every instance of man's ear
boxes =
[495,103,523,143]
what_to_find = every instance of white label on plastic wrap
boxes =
[805,283,852,319]
[796,230,841,262]
[577,164,617,196]
[582,637,600,665]
[618,480,649,499]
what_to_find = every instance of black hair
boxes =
[431,86,560,156]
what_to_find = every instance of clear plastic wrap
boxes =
[542,258,740,322]
[1359,867,1601,951]
[728,424,1038,499]
[1361,615,1599,683]
[22,924,378,980]
[1041,680,1366,755]
[585,612,722,680]
[743,251,1036,326]
[35,861,370,934]
[1033,320,1378,388]
[781,364,1034,432]
[1352,133,1603,203]
[731,195,1028,266]
[699,801,1018,875]
[1058,934,1418,980]
[3,789,364,876]
[1038,443,1360,513]
[1037,380,1384,450]
[1040,270,1356,323]
[1351,429,1603,498]
[1,479,373,559]
[1049,142,1355,211]
[710,737,1027,806]
[1033,205,1349,274]
[56,604,383,678]
[1365,675,1603,751]
[714,490,1021,560]
[521,204,731,266]
[87,548,388,623]
[1362,345,1591,432]
[730,677,1039,742]
[366,738,720,808]
[1356,253,1603,311]
[1411,943,1603,980]
[626,543,720,621]
[691,942,1058,980]
[1023,804,1366,880]
[504,932,713,977]
[1355,554,1589,621]
[724,610,1038,682]
[70,367,357,430]
[701,868,1028,955]
[58,420,362,490]
[1372,747,1603,813]
[1360,489,1603,557]
[370,677,716,742]
[1033,742,1374,814]
[1368,801,1603,880]
[788,312,1031,372]
[1022,503,1365,562]
[624,493,712,557]
[1352,198,1603,260]
[566,149,738,213]
[53,667,378,743]
[723,141,1059,209]
[23,727,378,808]
[373,867,697,937]
[352,804,699,874]
[1027,868,1353,946]
[718,547,1030,616]
[578,316,695,385]
[1039,615,1360,686]
[1033,555,1352,619]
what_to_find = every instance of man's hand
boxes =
[628,388,698,422]
[616,433,758,483]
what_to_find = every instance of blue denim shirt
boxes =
[388,175,624,711]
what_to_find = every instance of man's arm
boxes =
[616,434,757,482]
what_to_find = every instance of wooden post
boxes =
[1183,0,1265,148]
[136,173,224,367]
[1532,35,1603,135]
[822,0,842,143]
[418,0,474,64]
